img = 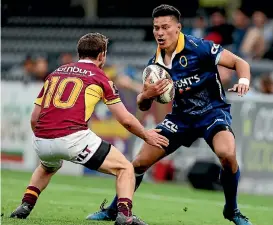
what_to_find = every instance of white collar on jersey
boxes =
[78,59,94,64]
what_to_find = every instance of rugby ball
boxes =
[142,64,175,104]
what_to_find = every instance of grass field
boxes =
[1,170,273,225]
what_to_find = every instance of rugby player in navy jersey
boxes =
[87,5,252,225]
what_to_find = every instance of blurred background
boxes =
[1,0,273,196]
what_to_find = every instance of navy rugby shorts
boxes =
[156,107,234,154]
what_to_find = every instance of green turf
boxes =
[1,170,273,225]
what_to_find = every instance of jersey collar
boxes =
[154,32,185,64]
[78,59,94,64]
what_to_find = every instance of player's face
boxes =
[153,16,181,50]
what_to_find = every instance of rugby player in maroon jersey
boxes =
[10,33,169,225]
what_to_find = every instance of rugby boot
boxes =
[132,215,148,225]
[114,212,148,225]
[10,202,33,219]
[86,199,117,221]
[224,207,253,225]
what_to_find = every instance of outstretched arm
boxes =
[107,102,169,148]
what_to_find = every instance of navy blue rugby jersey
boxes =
[148,33,231,116]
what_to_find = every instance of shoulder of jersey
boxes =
[147,55,156,65]
[184,34,203,49]
[95,66,108,78]
[75,62,107,77]
[43,73,51,81]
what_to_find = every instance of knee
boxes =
[132,159,149,174]
[215,145,236,166]
[118,160,134,176]
[40,163,60,175]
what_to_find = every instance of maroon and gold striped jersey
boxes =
[34,60,121,138]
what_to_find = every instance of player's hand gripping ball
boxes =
[142,64,175,104]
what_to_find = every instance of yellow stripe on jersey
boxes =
[85,84,121,121]
[35,80,49,106]
[35,97,43,106]
[104,98,121,105]
[155,32,185,63]
[85,84,103,121]
[176,32,185,53]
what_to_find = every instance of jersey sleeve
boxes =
[34,80,49,106]
[100,76,121,105]
[198,39,224,68]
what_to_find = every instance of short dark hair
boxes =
[77,32,108,59]
[152,4,181,22]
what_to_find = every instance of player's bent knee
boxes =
[117,160,134,176]
[116,154,134,177]
[214,143,237,168]
[132,143,165,173]
[216,147,236,161]
[133,160,148,174]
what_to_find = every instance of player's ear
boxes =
[97,52,104,62]
[102,51,107,58]
[177,23,182,33]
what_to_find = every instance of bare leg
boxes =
[98,145,153,224]
[213,131,237,173]
[86,142,167,224]
[106,142,166,212]
[98,145,135,200]
[10,163,59,219]
[29,164,58,191]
